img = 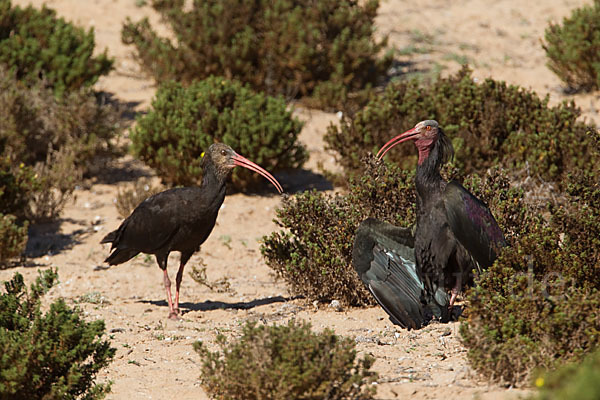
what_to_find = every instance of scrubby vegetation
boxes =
[0,269,115,398]
[0,0,120,264]
[0,156,35,266]
[531,349,600,400]
[0,213,27,267]
[461,171,600,385]
[130,77,307,191]
[0,0,113,96]
[121,0,391,109]
[194,320,376,400]
[325,67,599,184]
[0,67,121,223]
[543,0,600,91]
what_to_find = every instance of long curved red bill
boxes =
[232,154,283,193]
[376,127,418,160]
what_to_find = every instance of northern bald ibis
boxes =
[353,120,506,329]
[101,143,283,319]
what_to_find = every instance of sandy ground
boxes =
[4,0,599,399]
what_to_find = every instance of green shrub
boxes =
[0,67,121,222]
[121,0,391,109]
[325,67,599,184]
[194,319,376,400]
[531,349,600,400]
[0,269,115,399]
[0,213,27,267]
[460,171,600,385]
[130,77,307,191]
[0,0,113,95]
[0,156,32,267]
[543,0,600,91]
[0,156,37,218]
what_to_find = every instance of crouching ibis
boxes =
[353,120,506,329]
[101,143,283,319]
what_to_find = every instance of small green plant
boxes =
[130,77,307,191]
[115,178,163,218]
[325,66,599,185]
[543,0,600,91]
[0,269,115,398]
[531,349,600,400]
[218,235,232,249]
[194,320,377,399]
[0,213,27,267]
[0,0,113,95]
[121,0,391,109]
[77,291,109,305]
[189,262,233,294]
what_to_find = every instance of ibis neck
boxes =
[201,159,230,194]
[415,140,444,200]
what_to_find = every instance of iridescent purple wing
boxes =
[443,181,507,268]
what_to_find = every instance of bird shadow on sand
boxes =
[140,295,303,314]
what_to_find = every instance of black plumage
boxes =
[101,143,282,319]
[353,120,506,328]
[353,218,448,329]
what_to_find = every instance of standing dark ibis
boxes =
[101,143,283,319]
[353,120,506,329]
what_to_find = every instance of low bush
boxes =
[0,157,32,266]
[0,0,113,96]
[543,0,600,91]
[0,269,115,398]
[325,67,599,184]
[460,171,600,385]
[121,0,391,109]
[130,77,307,191]
[531,349,600,400]
[0,67,121,222]
[0,213,27,267]
[194,319,376,400]
[0,156,37,218]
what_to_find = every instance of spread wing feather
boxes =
[352,218,449,330]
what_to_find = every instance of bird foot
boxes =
[168,311,180,320]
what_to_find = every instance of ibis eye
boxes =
[221,149,227,156]
[426,125,432,131]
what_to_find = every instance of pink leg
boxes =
[174,262,186,316]
[163,269,178,319]
[449,275,462,308]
